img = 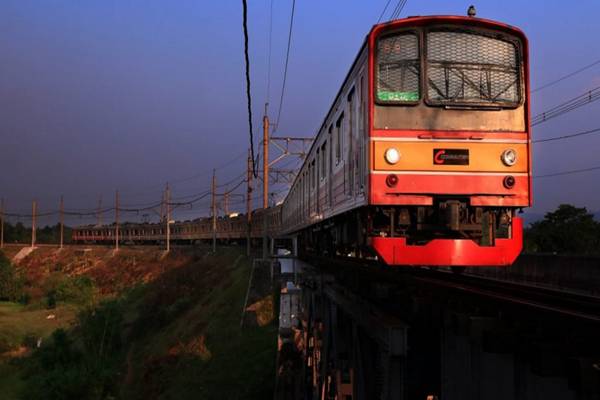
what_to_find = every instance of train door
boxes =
[320,140,328,213]
[358,73,366,195]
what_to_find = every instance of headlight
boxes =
[385,148,400,164]
[501,149,517,166]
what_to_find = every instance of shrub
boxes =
[43,274,96,308]
[0,253,24,301]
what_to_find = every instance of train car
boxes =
[280,14,531,266]
[72,205,282,245]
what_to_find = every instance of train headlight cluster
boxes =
[501,149,517,166]
[385,147,401,165]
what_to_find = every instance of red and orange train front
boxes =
[367,16,531,266]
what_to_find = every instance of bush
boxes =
[43,274,96,308]
[56,276,95,306]
[22,301,125,399]
[0,253,24,301]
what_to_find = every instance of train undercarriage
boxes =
[299,201,522,267]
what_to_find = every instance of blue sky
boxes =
[1,0,600,225]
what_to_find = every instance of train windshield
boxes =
[376,32,420,103]
[426,29,521,107]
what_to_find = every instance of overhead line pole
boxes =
[115,190,119,252]
[31,200,36,248]
[97,195,103,226]
[0,198,4,249]
[247,149,253,256]
[59,195,64,249]
[212,169,217,253]
[166,182,170,253]
[263,104,269,259]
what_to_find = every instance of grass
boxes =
[0,247,278,399]
[0,302,76,353]
[121,250,278,400]
[0,302,78,400]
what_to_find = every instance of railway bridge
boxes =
[273,249,600,400]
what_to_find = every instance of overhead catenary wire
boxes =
[377,0,393,23]
[241,0,258,178]
[389,0,408,20]
[533,126,600,143]
[534,165,600,179]
[531,86,600,126]
[273,0,296,134]
[116,149,248,201]
[533,58,600,94]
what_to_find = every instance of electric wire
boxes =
[377,0,393,23]
[389,0,408,20]
[242,0,258,178]
[531,86,600,126]
[273,0,296,134]
[533,59,600,94]
[533,126,600,143]
[534,165,600,179]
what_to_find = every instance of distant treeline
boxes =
[524,204,600,255]
[1,222,72,245]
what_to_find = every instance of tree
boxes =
[524,204,600,255]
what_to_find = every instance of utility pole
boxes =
[0,198,4,249]
[115,189,119,251]
[160,190,165,222]
[246,149,253,256]
[31,200,36,248]
[165,182,170,253]
[223,192,229,216]
[212,169,217,253]
[97,195,103,226]
[262,104,269,258]
[59,195,64,249]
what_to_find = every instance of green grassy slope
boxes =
[0,247,277,399]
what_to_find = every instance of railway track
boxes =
[288,254,600,399]
[412,268,600,322]
[304,253,600,323]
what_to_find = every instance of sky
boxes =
[1,0,600,226]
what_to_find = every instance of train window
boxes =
[335,113,344,164]
[376,32,420,103]
[426,29,521,107]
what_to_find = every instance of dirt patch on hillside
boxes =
[12,246,205,296]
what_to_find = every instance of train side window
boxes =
[335,113,344,164]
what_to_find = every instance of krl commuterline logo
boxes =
[433,149,469,165]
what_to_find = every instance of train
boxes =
[280,14,531,266]
[72,206,281,244]
[75,14,531,267]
